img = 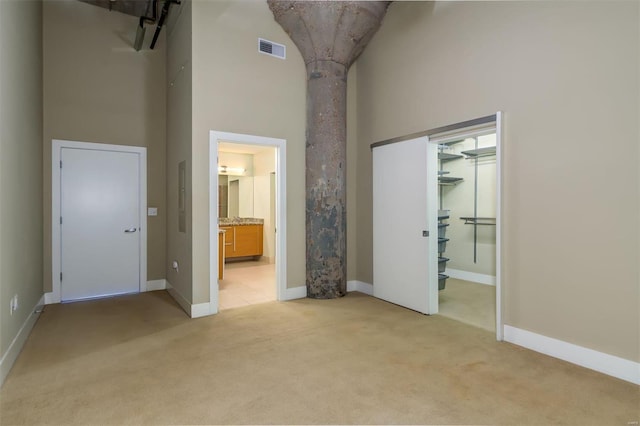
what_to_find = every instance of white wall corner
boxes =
[284,286,307,300]
[347,280,374,296]
[143,279,167,292]
[504,325,640,385]
[0,295,45,388]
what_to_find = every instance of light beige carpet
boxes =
[0,291,637,425]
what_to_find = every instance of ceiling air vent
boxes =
[258,38,286,60]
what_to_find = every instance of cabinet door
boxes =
[220,226,235,256]
[234,225,263,257]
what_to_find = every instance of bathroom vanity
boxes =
[219,218,264,261]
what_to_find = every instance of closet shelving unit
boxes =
[438,176,464,186]
[438,145,464,186]
[438,139,497,277]
[438,152,463,162]
[460,143,497,263]
[437,210,450,291]
[461,146,496,158]
[437,142,465,291]
[460,217,496,226]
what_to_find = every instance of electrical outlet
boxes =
[9,295,18,315]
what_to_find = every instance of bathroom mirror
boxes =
[218,175,254,218]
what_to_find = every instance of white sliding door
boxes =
[372,137,436,314]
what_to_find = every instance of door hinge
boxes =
[60,216,63,225]
[60,272,63,281]
[60,160,62,168]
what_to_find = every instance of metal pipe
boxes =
[150,0,169,50]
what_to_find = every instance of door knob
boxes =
[124,227,137,233]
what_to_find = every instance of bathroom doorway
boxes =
[209,131,287,312]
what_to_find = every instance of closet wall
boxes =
[440,134,496,278]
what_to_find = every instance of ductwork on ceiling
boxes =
[79,0,180,51]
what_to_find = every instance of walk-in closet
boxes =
[436,133,497,331]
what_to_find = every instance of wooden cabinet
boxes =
[219,224,263,260]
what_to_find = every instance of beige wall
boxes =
[0,0,43,355]
[356,1,639,361]
[42,0,167,291]
[166,0,193,302]
[191,0,306,303]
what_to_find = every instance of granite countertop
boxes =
[218,217,264,226]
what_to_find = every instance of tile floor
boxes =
[219,259,276,310]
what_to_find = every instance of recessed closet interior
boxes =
[436,133,497,331]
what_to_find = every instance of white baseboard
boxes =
[282,282,373,300]
[165,281,214,318]
[284,286,307,300]
[191,302,213,318]
[143,279,167,292]
[45,279,167,304]
[347,280,374,295]
[44,291,58,305]
[446,268,496,286]
[504,325,639,385]
[282,282,374,300]
[1,295,44,388]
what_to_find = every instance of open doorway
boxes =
[209,131,286,313]
[428,120,501,336]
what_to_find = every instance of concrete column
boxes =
[268,1,390,299]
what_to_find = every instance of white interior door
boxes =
[373,137,436,314]
[60,148,141,301]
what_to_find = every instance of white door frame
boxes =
[208,131,287,314]
[427,112,503,340]
[47,139,147,304]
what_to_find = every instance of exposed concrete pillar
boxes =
[268,1,390,298]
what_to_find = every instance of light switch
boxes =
[148,207,158,216]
